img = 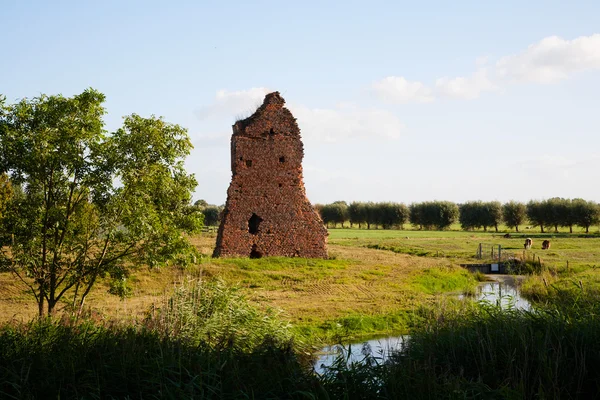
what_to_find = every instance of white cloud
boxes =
[435,67,497,100]
[496,34,600,84]
[196,89,406,143]
[196,87,270,120]
[373,34,600,104]
[290,103,405,142]
[370,76,434,104]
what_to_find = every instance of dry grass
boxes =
[0,233,467,325]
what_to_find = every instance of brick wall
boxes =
[213,92,328,258]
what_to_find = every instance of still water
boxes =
[315,275,532,373]
[467,274,531,311]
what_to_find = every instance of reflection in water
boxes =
[315,275,531,372]
[314,336,405,375]
[473,275,531,311]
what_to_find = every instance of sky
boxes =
[2,0,600,206]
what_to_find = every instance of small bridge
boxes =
[461,243,517,274]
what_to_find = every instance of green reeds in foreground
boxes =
[319,300,600,399]
[0,279,317,399]
[3,278,600,399]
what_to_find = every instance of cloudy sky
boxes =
[3,1,600,205]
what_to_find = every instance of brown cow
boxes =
[542,240,551,250]
[524,238,532,249]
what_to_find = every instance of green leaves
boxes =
[0,89,202,316]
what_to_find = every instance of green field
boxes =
[2,227,600,398]
[2,227,600,341]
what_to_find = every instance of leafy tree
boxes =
[409,203,424,230]
[364,202,378,229]
[545,197,569,233]
[433,201,459,230]
[0,173,12,222]
[0,89,203,316]
[375,202,408,229]
[413,201,458,230]
[396,203,410,229]
[331,201,349,228]
[348,202,366,228]
[194,199,208,209]
[483,201,503,232]
[561,199,577,233]
[202,205,222,226]
[319,204,343,228]
[503,201,526,232]
[526,200,547,233]
[572,199,600,234]
[459,201,482,231]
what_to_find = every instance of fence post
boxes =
[498,245,501,261]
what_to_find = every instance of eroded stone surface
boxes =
[213,92,328,258]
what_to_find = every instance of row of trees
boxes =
[316,201,410,229]
[315,199,600,233]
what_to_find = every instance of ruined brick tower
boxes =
[213,92,328,258]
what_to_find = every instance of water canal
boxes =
[314,275,532,373]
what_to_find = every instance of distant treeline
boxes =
[315,198,600,233]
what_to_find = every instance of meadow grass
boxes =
[0,279,317,399]
[1,227,599,339]
[4,290,600,399]
[2,227,600,398]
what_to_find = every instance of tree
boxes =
[409,203,424,230]
[202,205,222,226]
[433,201,459,230]
[503,201,526,232]
[194,199,209,209]
[413,201,458,230]
[459,201,481,231]
[396,203,410,229]
[483,201,503,232]
[364,202,378,229]
[0,173,12,223]
[526,200,547,233]
[572,199,600,234]
[561,199,577,233]
[348,202,366,228]
[0,89,203,316]
[545,197,568,233]
[331,201,349,228]
[375,202,407,229]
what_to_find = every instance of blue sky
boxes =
[3,1,600,205]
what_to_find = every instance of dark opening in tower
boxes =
[248,213,263,235]
[250,244,262,259]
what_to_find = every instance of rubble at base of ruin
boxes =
[213,91,328,259]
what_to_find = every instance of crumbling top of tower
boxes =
[233,91,300,138]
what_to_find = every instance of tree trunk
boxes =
[367,222,371,229]
[515,225,519,232]
[570,225,573,233]
[541,225,545,233]
[554,225,558,233]
[47,300,57,316]
[495,225,498,232]
[38,292,45,317]
[586,226,590,234]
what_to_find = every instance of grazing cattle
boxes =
[503,233,511,238]
[524,238,532,249]
[542,240,551,250]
